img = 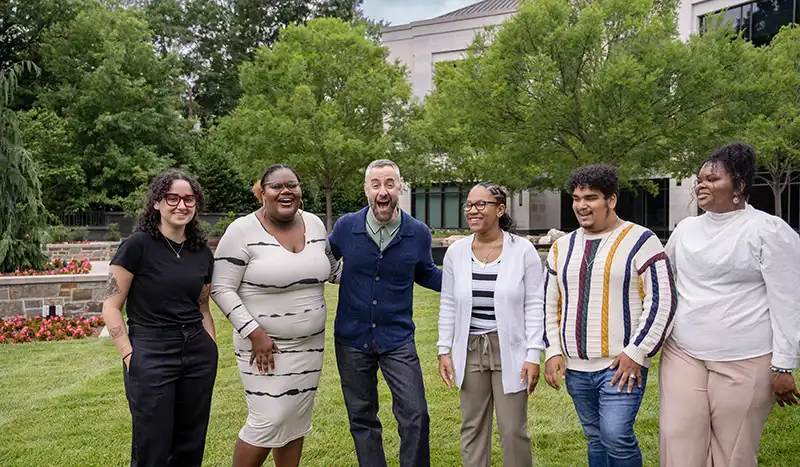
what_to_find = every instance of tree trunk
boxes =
[772,182,783,219]
[325,185,334,232]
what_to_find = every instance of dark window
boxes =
[559,179,671,239]
[749,171,800,229]
[751,0,795,46]
[411,184,470,229]
[699,0,796,45]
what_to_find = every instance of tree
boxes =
[421,0,750,192]
[0,62,48,272]
[21,3,194,213]
[736,27,800,218]
[217,18,414,231]
[134,0,365,124]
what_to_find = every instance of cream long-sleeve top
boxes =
[665,204,800,369]
[437,232,545,394]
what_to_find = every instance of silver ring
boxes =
[628,374,636,379]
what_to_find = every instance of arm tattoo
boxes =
[198,285,210,307]
[109,325,125,340]
[104,274,122,300]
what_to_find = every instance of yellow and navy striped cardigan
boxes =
[543,222,676,372]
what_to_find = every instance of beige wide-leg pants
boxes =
[659,339,774,467]
[459,332,533,467]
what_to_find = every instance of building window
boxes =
[559,179,671,239]
[749,171,800,229]
[699,0,796,45]
[411,184,471,229]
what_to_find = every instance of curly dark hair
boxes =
[566,164,620,198]
[703,142,756,199]
[136,170,208,252]
[475,181,516,232]
[260,164,301,187]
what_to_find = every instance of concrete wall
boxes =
[0,274,107,319]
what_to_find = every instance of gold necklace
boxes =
[473,235,502,269]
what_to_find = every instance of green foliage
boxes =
[66,226,88,243]
[106,223,121,241]
[20,3,193,214]
[218,18,416,230]
[211,212,237,237]
[197,219,212,237]
[0,62,48,272]
[45,224,69,243]
[190,136,258,213]
[419,0,747,191]
[137,0,365,124]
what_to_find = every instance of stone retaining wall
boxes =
[0,274,107,319]
[46,241,119,262]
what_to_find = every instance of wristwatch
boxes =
[437,353,451,360]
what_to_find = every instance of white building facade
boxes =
[383,0,800,236]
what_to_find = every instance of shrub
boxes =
[67,226,89,242]
[212,212,237,237]
[46,224,71,243]
[0,315,105,344]
[106,223,121,241]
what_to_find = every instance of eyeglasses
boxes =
[264,181,300,190]
[462,200,499,211]
[163,193,198,207]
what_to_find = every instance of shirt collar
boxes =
[367,208,402,235]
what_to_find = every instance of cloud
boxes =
[362,0,479,26]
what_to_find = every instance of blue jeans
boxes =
[335,340,430,467]
[565,366,648,467]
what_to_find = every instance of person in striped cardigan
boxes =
[542,165,676,467]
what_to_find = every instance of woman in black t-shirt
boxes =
[102,170,218,467]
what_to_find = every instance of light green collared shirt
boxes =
[366,209,402,251]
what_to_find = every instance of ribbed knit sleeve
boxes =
[543,243,563,361]
[624,234,676,365]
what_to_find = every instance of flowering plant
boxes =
[0,258,92,277]
[0,315,105,344]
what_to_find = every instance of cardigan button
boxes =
[379,254,383,259]
[363,343,368,349]
[375,276,380,281]
[372,300,377,305]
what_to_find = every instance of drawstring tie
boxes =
[468,333,496,372]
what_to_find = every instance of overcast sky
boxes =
[362,0,479,26]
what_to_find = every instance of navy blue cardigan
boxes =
[329,207,442,352]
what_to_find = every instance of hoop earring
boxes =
[299,199,305,212]
[733,195,740,205]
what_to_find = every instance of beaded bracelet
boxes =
[770,365,793,374]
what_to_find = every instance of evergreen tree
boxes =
[0,61,47,273]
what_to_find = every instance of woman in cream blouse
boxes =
[661,142,800,467]
[437,181,545,467]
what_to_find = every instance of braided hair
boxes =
[475,181,516,232]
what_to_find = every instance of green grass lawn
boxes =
[1,285,799,466]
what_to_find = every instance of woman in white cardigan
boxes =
[437,182,545,467]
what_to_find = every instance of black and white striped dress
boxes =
[211,211,340,448]
[470,253,501,335]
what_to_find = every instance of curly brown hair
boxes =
[136,170,208,252]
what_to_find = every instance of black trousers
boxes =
[124,322,218,467]
[335,340,430,467]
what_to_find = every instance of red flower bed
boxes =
[0,315,105,344]
[0,258,92,277]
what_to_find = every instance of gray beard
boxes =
[370,200,398,223]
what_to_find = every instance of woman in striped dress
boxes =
[211,165,340,467]
[437,182,545,467]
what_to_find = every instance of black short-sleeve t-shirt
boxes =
[111,231,214,327]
